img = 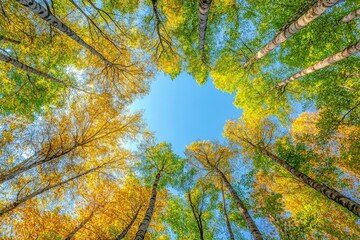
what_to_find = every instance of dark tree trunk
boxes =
[134,170,162,240]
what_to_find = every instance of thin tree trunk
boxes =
[0,165,102,216]
[275,42,360,89]
[341,8,360,23]
[199,0,212,60]
[244,0,340,67]
[221,180,235,240]
[134,170,162,240]
[0,144,78,184]
[216,168,263,240]
[114,206,142,240]
[65,211,95,240]
[187,191,205,240]
[17,0,114,66]
[0,35,20,44]
[257,146,360,217]
[0,53,69,86]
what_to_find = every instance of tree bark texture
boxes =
[341,8,360,23]
[276,42,360,89]
[244,0,340,67]
[199,0,212,58]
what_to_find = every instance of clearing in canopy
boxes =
[0,0,359,239]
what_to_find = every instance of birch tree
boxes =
[275,41,360,91]
[224,117,360,217]
[17,0,115,66]
[244,0,341,67]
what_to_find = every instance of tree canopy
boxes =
[0,0,359,239]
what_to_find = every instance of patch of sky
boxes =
[130,72,242,156]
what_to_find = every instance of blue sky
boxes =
[131,73,243,156]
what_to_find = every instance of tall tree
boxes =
[17,0,115,66]
[0,94,142,184]
[275,41,360,91]
[243,0,341,67]
[135,142,183,240]
[114,206,142,240]
[186,141,264,240]
[0,161,112,216]
[65,211,95,240]
[221,180,235,240]
[0,52,72,87]
[224,117,360,217]
[199,0,213,60]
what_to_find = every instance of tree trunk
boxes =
[17,0,114,66]
[0,35,20,44]
[244,0,340,67]
[0,144,78,184]
[258,147,360,217]
[216,169,263,240]
[0,53,68,86]
[275,42,360,89]
[341,8,360,23]
[187,191,205,240]
[221,181,235,240]
[0,165,102,216]
[134,170,162,240]
[199,0,212,59]
[65,211,95,240]
[114,206,142,240]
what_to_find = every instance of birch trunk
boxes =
[341,8,360,23]
[216,168,263,240]
[17,0,114,66]
[0,53,68,86]
[65,211,95,240]
[199,0,212,59]
[115,206,142,240]
[258,147,360,217]
[0,165,101,216]
[221,181,235,240]
[244,0,340,67]
[275,42,360,89]
[134,170,162,240]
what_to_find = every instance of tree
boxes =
[0,94,142,184]
[0,52,73,87]
[114,206,142,240]
[135,141,184,240]
[224,117,360,217]
[199,0,213,60]
[341,7,360,23]
[221,180,235,240]
[186,141,263,240]
[243,0,341,67]
[275,41,360,91]
[17,0,115,67]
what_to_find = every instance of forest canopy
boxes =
[0,0,359,239]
